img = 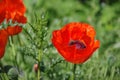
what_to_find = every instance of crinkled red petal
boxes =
[6,26,22,36]
[0,29,9,59]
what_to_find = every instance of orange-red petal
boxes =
[92,40,100,52]
[6,26,22,36]
[0,29,8,59]
[13,14,27,23]
[0,0,27,24]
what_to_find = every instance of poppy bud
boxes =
[33,64,38,73]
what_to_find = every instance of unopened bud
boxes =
[33,64,38,73]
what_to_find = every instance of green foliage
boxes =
[1,0,120,80]
[21,11,48,61]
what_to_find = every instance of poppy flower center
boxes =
[69,40,86,49]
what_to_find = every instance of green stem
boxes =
[9,36,19,70]
[11,37,16,58]
[37,67,40,80]
[9,37,16,61]
[72,64,77,80]
[37,50,42,80]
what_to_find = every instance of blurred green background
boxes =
[1,0,120,80]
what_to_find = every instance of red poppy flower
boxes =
[0,25,22,59]
[0,0,26,59]
[0,0,27,24]
[52,22,100,64]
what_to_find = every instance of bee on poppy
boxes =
[52,22,100,64]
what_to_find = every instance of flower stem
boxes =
[37,50,42,80]
[9,37,16,61]
[37,68,40,80]
[71,64,76,80]
[9,37,19,68]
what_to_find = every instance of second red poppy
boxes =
[52,22,100,64]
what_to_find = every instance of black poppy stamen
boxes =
[69,40,86,49]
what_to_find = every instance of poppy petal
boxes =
[52,30,76,61]
[0,0,27,24]
[0,29,8,59]
[13,14,27,23]
[6,26,22,36]
[92,40,100,52]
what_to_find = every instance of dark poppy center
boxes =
[69,40,86,49]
